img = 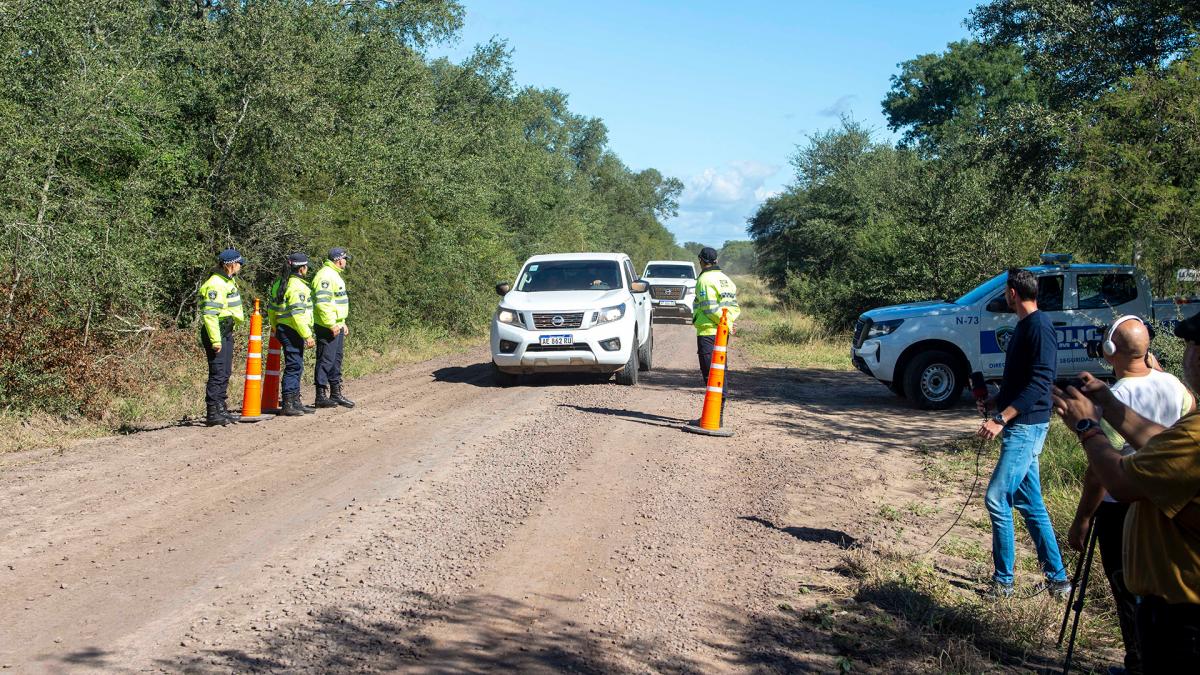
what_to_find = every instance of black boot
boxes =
[219,399,239,423]
[314,385,337,408]
[205,402,232,426]
[330,382,356,409]
[280,392,305,417]
[296,393,316,414]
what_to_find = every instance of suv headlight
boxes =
[593,303,626,325]
[866,319,903,338]
[496,307,522,326]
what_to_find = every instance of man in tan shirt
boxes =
[1054,314,1200,674]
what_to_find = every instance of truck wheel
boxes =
[615,330,640,386]
[903,351,962,410]
[887,380,905,398]
[638,324,654,371]
[492,363,519,387]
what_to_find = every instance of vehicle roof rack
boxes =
[1040,253,1073,266]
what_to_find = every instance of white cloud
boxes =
[818,94,856,118]
[668,160,784,245]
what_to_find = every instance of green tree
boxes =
[1067,47,1200,291]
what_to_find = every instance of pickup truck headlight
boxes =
[593,303,626,325]
[866,319,903,338]
[496,307,522,326]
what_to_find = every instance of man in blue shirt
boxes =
[976,268,1070,599]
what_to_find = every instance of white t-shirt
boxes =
[1102,369,1191,503]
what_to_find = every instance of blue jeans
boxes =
[984,422,1068,586]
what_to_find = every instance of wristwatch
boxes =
[1075,418,1099,434]
[991,413,1005,426]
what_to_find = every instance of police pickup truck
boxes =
[851,254,1200,409]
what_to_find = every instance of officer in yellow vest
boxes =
[271,252,317,416]
[312,247,355,408]
[694,247,741,419]
[198,249,245,426]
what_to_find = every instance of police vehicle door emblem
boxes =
[995,326,1015,352]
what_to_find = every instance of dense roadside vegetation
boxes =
[0,1,688,424]
[751,1,1200,328]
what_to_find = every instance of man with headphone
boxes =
[1067,316,1194,675]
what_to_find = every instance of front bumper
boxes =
[491,313,634,374]
[650,297,693,318]
[851,339,886,379]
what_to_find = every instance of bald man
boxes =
[1069,317,1194,675]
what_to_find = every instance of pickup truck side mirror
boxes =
[986,296,1012,313]
[495,282,511,296]
[631,280,649,294]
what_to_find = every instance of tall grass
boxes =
[0,322,480,454]
[733,275,852,370]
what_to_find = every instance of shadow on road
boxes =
[433,362,613,389]
[641,365,974,449]
[152,590,844,673]
[557,404,689,429]
[739,516,859,549]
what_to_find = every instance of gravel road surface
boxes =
[0,321,973,672]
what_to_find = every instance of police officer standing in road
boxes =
[694,247,741,418]
[312,247,355,409]
[198,249,246,426]
[271,252,317,416]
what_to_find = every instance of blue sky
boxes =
[430,0,981,247]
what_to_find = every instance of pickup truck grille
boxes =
[853,318,872,348]
[532,312,584,329]
[525,343,593,353]
[650,285,686,300]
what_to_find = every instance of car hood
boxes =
[500,289,628,311]
[861,300,962,321]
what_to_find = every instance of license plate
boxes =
[658,300,676,306]
[540,334,573,346]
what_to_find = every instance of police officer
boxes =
[312,247,355,408]
[271,252,317,416]
[694,247,741,419]
[198,249,245,426]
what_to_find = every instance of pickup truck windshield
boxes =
[517,260,623,292]
[956,273,1006,305]
[644,264,695,279]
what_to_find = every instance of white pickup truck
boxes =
[491,253,654,386]
[851,255,1200,409]
[641,260,697,321]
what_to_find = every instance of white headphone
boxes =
[1103,315,1145,357]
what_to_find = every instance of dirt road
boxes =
[0,321,975,672]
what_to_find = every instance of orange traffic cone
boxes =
[261,331,282,414]
[683,308,734,437]
[238,299,273,422]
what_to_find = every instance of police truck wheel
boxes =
[492,363,519,387]
[615,331,640,386]
[904,350,962,410]
[637,325,653,371]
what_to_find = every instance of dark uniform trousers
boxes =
[314,325,345,387]
[697,334,730,420]
[275,325,306,395]
[201,318,235,406]
[1095,500,1141,674]
[1136,595,1200,674]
